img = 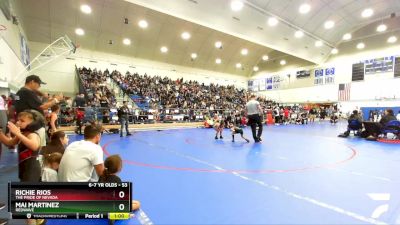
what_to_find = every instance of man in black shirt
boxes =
[15,75,63,114]
[15,75,64,150]
[118,101,131,137]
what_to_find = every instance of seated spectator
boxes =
[41,152,62,182]
[41,131,69,155]
[58,124,104,182]
[99,154,141,211]
[339,110,363,137]
[396,110,400,121]
[363,109,397,140]
[330,110,339,124]
[102,110,110,124]
[73,93,86,107]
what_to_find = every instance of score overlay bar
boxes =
[8,182,132,219]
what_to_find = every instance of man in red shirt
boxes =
[75,107,85,135]
[284,108,290,124]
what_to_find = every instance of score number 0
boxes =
[118,191,125,211]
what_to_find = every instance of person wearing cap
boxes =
[15,75,63,148]
[15,75,63,114]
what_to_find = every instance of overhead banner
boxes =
[259,79,265,91]
[364,56,394,75]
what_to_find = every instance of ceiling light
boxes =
[236,63,242,68]
[294,30,304,38]
[299,4,311,14]
[342,33,352,40]
[216,58,222,64]
[138,20,148,28]
[231,0,244,11]
[280,60,286,65]
[356,42,365,49]
[75,28,84,36]
[80,4,92,14]
[315,40,323,47]
[160,46,168,53]
[268,17,278,26]
[361,8,373,18]
[377,24,387,32]
[253,66,259,72]
[262,55,269,61]
[122,38,131,45]
[181,32,191,40]
[241,48,248,55]
[191,53,197,59]
[387,36,397,43]
[331,48,338,54]
[324,20,335,29]
[215,41,222,49]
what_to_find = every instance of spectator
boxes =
[309,108,317,123]
[75,107,85,135]
[73,93,86,107]
[0,95,7,133]
[0,110,45,182]
[380,109,397,125]
[58,124,104,182]
[102,110,110,124]
[15,75,63,114]
[99,155,141,211]
[41,131,69,155]
[397,110,400,121]
[41,152,62,182]
[47,104,60,138]
[339,110,363,137]
[118,101,132,137]
[363,109,396,140]
[99,95,109,108]
[15,75,63,148]
[0,95,6,161]
[0,95,7,225]
[7,94,16,123]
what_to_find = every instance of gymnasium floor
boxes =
[1,121,400,225]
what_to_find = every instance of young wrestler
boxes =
[214,120,225,140]
[229,123,250,143]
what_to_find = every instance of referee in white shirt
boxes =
[246,94,263,143]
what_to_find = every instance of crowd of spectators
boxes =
[111,70,248,111]
[76,67,347,127]
[78,67,117,109]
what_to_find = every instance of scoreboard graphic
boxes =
[9,182,132,220]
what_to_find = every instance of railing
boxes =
[56,106,241,127]
[75,66,87,99]
[109,78,138,108]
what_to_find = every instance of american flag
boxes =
[338,83,351,101]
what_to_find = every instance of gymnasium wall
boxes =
[252,45,400,104]
[0,2,29,91]
[29,41,248,96]
[28,42,78,96]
